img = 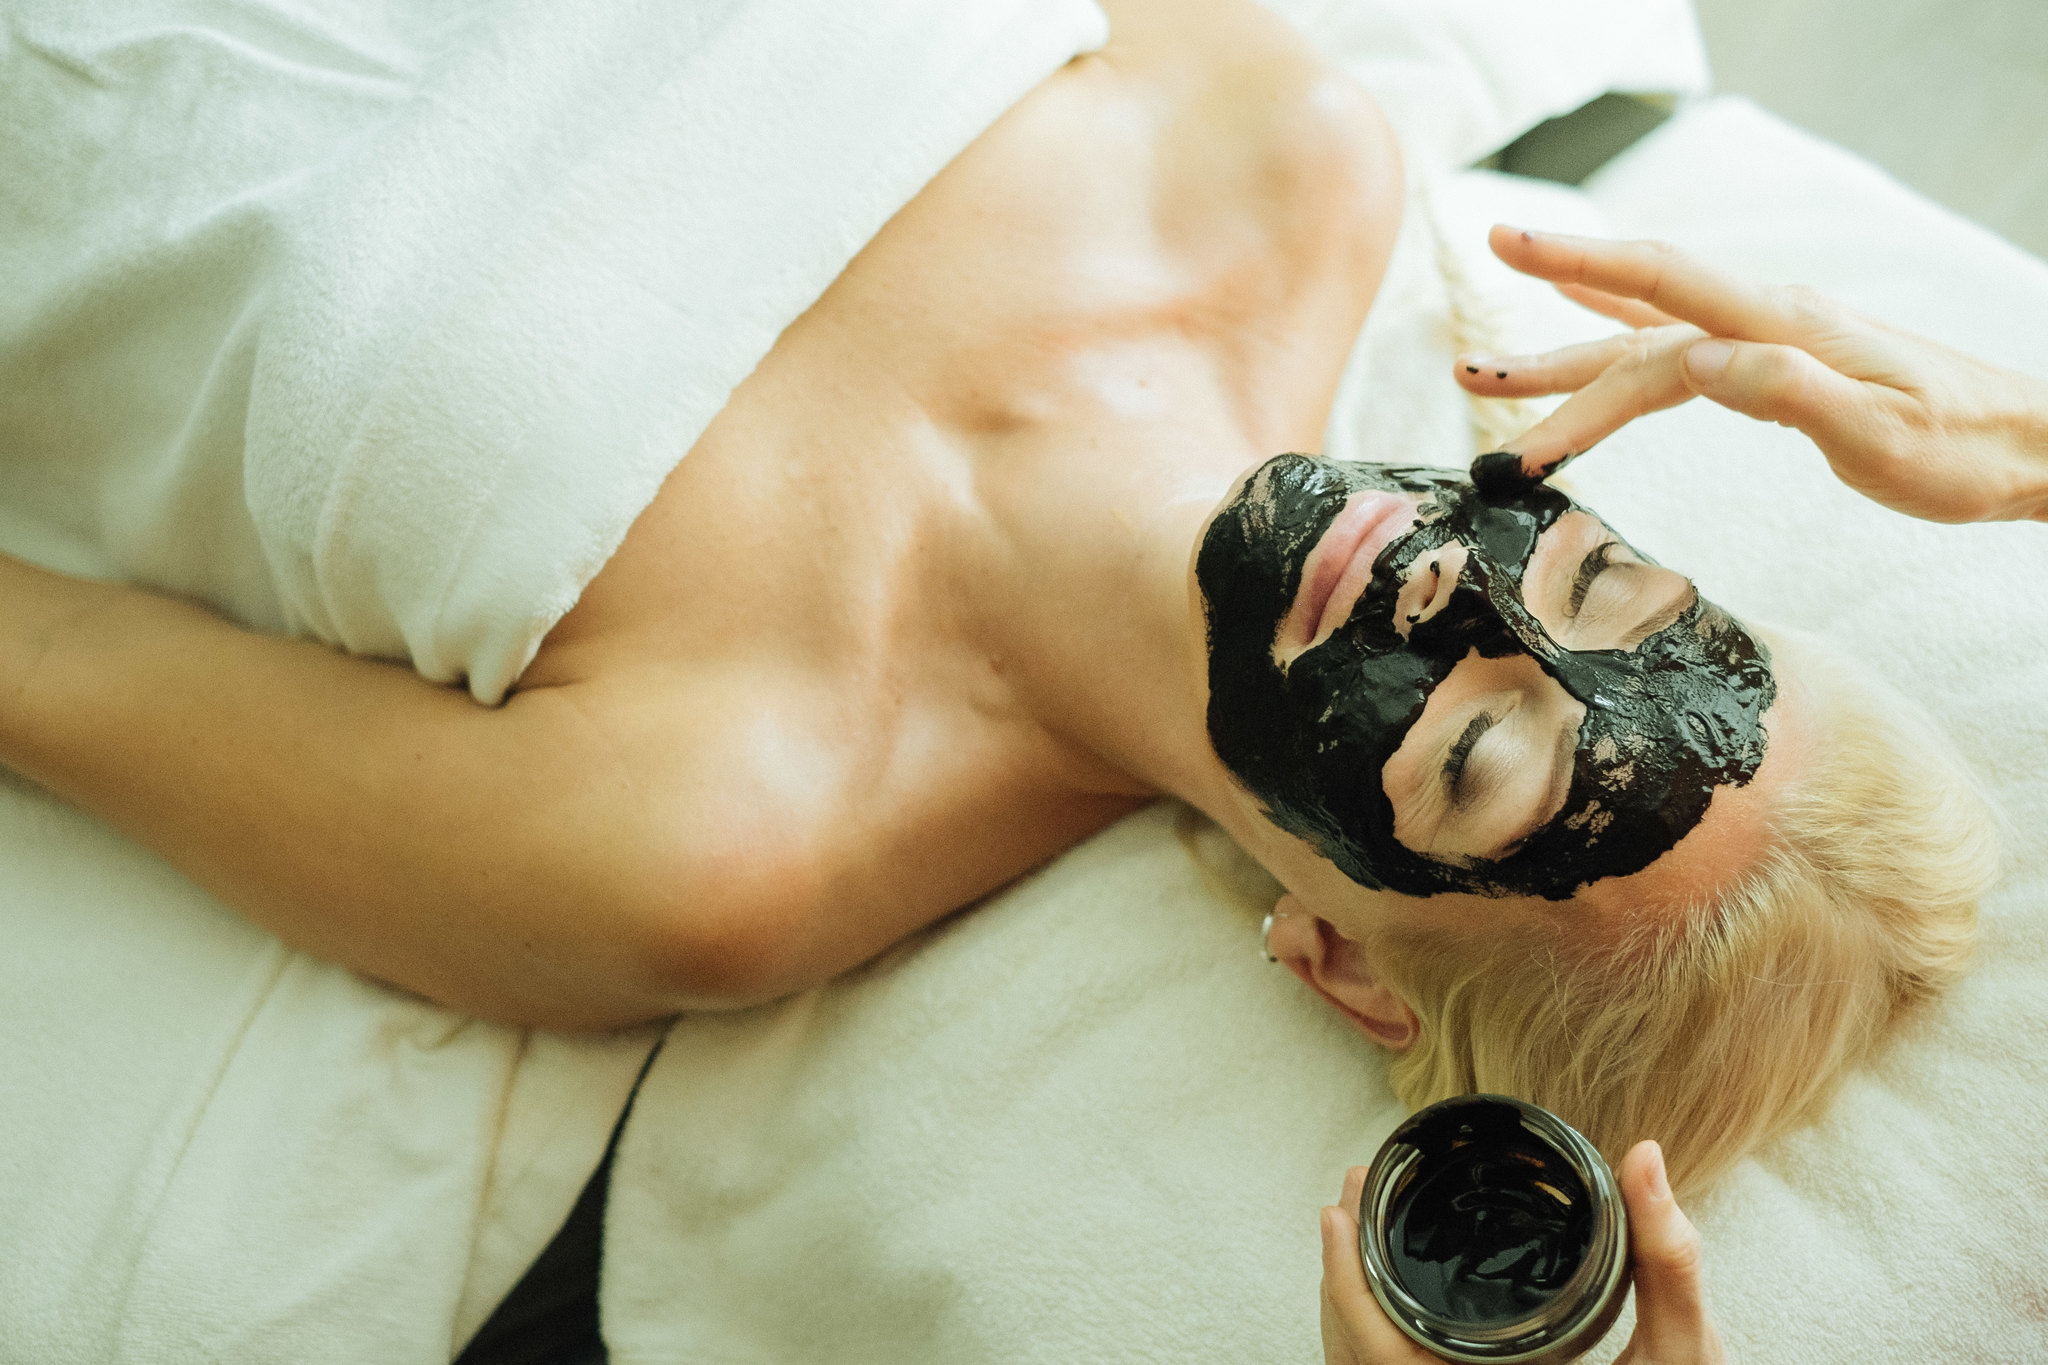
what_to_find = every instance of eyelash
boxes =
[1443,712,1494,806]
[1434,541,1636,824]
[1567,542,1619,618]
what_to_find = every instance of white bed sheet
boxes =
[0,753,659,1362]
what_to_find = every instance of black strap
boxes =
[453,1039,664,1365]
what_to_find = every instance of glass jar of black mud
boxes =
[1356,1094,1631,1364]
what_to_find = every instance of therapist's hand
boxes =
[1320,1139,1726,1365]
[1456,226,2048,524]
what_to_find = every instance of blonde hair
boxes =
[1363,628,1998,1199]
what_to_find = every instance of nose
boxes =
[1394,541,1470,638]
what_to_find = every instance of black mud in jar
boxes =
[1357,1095,1630,1364]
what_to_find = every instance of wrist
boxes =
[1978,369,2048,522]
[2021,375,2048,522]
[0,555,122,772]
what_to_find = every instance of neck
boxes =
[955,426,1261,825]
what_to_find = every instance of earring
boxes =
[1260,910,1281,964]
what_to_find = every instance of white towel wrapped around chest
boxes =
[245,0,1112,701]
[0,3,1108,1359]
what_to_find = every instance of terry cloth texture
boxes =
[0,2,1107,1360]
[2,0,1110,702]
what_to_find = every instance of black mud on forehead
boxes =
[1198,454,1775,901]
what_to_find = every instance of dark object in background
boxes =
[453,1041,663,1365]
[1477,92,1677,185]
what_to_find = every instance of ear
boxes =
[1266,895,1418,1050]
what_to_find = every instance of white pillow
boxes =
[1262,0,1711,169]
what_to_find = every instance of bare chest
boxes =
[520,3,1400,933]
[538,7,1398,657]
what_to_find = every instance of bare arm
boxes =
[0,553,764,1031]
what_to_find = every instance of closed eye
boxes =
[1566,542,1616,618]
[1442,712,1494,808]
[1566,542,1695,647]
[1423,702,1574,860]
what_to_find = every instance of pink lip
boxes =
[1286,491,1420,650]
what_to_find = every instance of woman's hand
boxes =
[1319,1139,1725,1365]
[1456,226,2048,524]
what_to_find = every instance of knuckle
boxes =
[1634,239,1680,301]
[1751,346,1810,404]
[1618,332,1661,370]
[1779,282,1838,329]
[1657,1219,1705,1278]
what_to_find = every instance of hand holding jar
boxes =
[1319,1134,1727,1365]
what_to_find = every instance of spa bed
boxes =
[2,2,2044,1361]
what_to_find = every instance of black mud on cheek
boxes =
[1197,456,1462,893]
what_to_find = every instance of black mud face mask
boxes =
[1197,455,1777,900]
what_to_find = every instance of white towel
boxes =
[1,0,1109,703]
[0,2,1107,1359]
[1264,0,1709,171]
[244,0,1111,702]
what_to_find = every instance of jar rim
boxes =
[1357,1094,1631,1364]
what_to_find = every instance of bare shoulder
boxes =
[488,0,1403,1006]
[1092,0,1403,227]
[863,0,1404,439]
[510,658,1141,1009]
[909,0,1402,296]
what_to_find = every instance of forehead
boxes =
[1573,684,1803,918]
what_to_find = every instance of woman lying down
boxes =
[0,0,2000,1356]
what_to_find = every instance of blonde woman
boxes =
[1310,232,2037,1365]
[1,0,2003,1356]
